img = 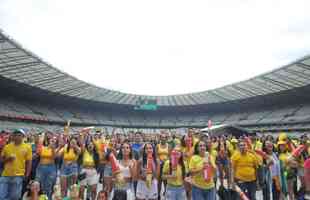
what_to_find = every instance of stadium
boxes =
[1,30,310,135]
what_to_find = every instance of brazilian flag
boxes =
[279,160,288,196]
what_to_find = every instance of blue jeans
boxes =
[0,176,24,200]
[104,164,112,177]
[36,164,57,200]
[166,185,186,200]
[192,186,216,200]
[61,163,78,177]
[238,181,257,200]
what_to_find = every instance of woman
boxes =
[189,141,216,200]
[181,134,195,200]
[162,147,187,200]
[216,139,230,187]
[278,140,294,200]
[97,190,108,200]
[156,133,169,200]
[22,180,48,200]
[111,141,136,200]
[263,140,282,200]
[103,137,118,194]
[136,143,160,200]
[36,136,57,200]
[79,142,99,200]
[57,137,81,197]
[92,134,108,189]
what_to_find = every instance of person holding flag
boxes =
[162,146,187,200]
[136,143,159,200]
[188,140,216,200]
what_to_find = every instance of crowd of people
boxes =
[0,126,309,200]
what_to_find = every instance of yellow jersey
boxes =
[163,160,187,186]
[82,150,95,167]
[59,146,79,162]
[231,151,259,182]
[157,144,169,161]
[39,146,54,164]
[189,154,216,190]
[1,142,32,176]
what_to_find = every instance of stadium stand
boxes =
[1,29,310,136]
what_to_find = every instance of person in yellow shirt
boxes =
[57,137,81,198]
[228,138,239,156]
[277,141,294,200]
[189,141,216,200]
[156,133,169,200]
[231,140,259,200]
[92,134,107,186]
[0,129,32,200]
[79,142,98,200]
[162,147,187,200]
[181,134,195,200]
[36,135,57,200]
[22,180,48,200]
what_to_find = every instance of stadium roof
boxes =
[1,29,310,106]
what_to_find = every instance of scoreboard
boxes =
[134,98,158,111]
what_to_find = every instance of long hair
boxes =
[194,141,201,155]
[217,140,230,157]
[66,137,72,153]
[42,134,49,146]
[142,143,157,168]
[83,141,99,168]
[167,152,186,178]
[117,140,133,160]
[112,189,127,200]
[262,140,275,153]
[25,180,46,197]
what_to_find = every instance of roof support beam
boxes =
[260,77,291,90]
[0,55,30,63]
[30,75,68,86]
[0,65,45,77]
[0,61,41,72]
[187,94,200,104]
[297,63,310,70]
[232,85,259,96]
[41,80,81,91]
[59,85,91,96]
[251,79,279,93]
[210,90,232,101]
[237,82,266,96]
[0,48,20,55]
[269,72,305,86]
[87,90,111,101]
[35,76,72,88]
[284,68,310,80]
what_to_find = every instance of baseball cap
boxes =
[12,129,25,136]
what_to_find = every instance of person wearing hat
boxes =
[277,139,294,200]
[228,138,238,156]
[0,129,32,200]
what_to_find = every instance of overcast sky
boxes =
[1,0,310,96]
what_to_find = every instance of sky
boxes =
[1,0,310,96]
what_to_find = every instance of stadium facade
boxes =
[1,29,310,134]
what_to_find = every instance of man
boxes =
[0,129,32,200]
[132,131,143,160]
[131,131,143,197]
[231,140,259,200]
